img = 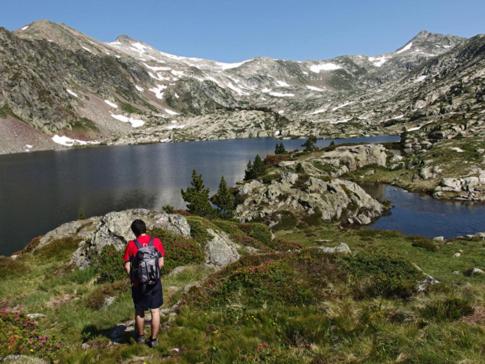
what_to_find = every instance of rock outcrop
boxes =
[235,145,387,225]
[204,229,240,267]
[28,209,191,268]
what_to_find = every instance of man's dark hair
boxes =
[131,219,147,237]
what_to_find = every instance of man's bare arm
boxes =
[159,257,164,269]
[124,261,131,275]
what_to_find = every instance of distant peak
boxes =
[114,34,140,44]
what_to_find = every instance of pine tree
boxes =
[211,176,235,218]
[181,170,215,217]
[274,142,287,154]
[302,135,317,152]
[244,154,267,181]
[252,154,266,176]
[244,160,255,180]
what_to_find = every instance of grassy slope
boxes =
[1,217,484,363]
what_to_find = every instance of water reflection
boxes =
[0,134,417,255]
[365,184,485,238]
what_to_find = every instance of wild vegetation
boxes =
[1,142,483,363]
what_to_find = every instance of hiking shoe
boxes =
[146,338,158,348]
[135,335,145,344]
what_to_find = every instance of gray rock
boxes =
[417,274,440,293]
[468,267,485,276]
[319,242,352,255]
[2,356,48,364]
[72,209,191,267]
[26,313,46,320]
[205,229,240,267]
[432,236,445,242]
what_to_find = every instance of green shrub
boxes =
[85,280,128,310]
[0,257,29,277]
[301,207,323,226]
[238,223,272,246]
[342,253,422,299]
[33,237,82,262]
[412,237,439,252]
[272,211,298,231]
[150,227,205,273]
[186,217,212,244]
[162,237,205,273]
[162,204,175,213]
[92,245,126,283]
[421,298,474,321]
[66,266,97,284]
[120,102,142,114]
[0,311,60,358]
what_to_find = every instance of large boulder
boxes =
[27,209,191,268]
[204,229,240,267]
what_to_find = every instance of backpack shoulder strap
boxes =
[134,239,142,249]
[148,237,155,247]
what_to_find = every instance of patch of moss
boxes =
[150,227,205,273]
[120,102,143,114]
[92,245,126,283]
[342,253,423,299]
[421,297,474,321]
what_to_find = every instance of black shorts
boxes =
[131,280,163,313]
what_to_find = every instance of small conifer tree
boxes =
[302,135,318,152]
[274,142,287,154]
[211,176,235,218]
[181,170,215,216]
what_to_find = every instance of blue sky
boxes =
[2,0,484,61]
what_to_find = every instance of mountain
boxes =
[0,20,482,154]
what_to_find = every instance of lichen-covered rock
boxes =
[300,144,388,178]
[71,209,191,267]
[27,209,190,268]
[204,229,240,267]
[235,175,384,225]
[319,242,352,255]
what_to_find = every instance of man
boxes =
[123,219,165,347]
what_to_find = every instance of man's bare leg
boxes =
[135,313,145,337]
[150,308,160,339]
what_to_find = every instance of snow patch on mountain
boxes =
[52,135,98,147]
[309,62,342,73]
[275,80,290,87]
[66,89,78,98]
[306,85,325,92]
[164,108,179,116]
[110,114,145,128]
[414,75,427,83]
[215,60,251,70]
[149,85,166,99]
[104,100,118,108]
[368,55,389,67]
[396,42,413,54]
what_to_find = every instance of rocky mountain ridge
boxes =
[0,20,483,154]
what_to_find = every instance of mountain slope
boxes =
[0,21,482,154]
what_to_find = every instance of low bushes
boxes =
[0,311,60,358]
[150,227,205,273]
[421,297,474,321]
[342,253,423,299]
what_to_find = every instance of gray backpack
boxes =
[132,238,161,286]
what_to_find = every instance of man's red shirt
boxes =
[123,234,165,262]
